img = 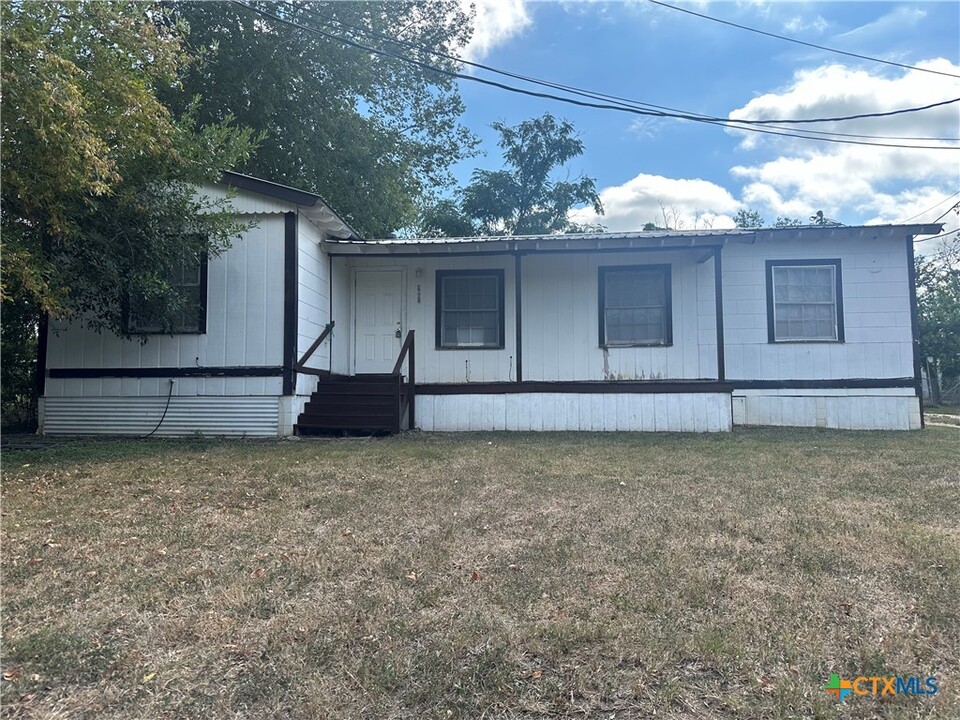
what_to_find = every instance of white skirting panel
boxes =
[731,390,921,430]
[415,393,732,432]
[41,396,281,437]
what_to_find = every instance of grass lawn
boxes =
[2,429,958,719]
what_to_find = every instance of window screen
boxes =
[600,266,672,346]
[769,262,841,342]
[128,254,206,334]
[437,271,503,349]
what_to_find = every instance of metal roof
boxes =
[323,223,943,255]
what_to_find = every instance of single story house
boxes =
[38,172,941,435]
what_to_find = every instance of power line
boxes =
[933,201,960,224]
[896,191,960,223]
[649,0,960,80]
[290,1,960,141]
[231,1,959,151]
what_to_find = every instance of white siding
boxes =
[330,251,717,383]
[331,255,516,383]
[41,396,281,436]
[415,392,731,432]
[296,214,331,393]
[732,389,920,430]
[522,252,716,381]
[44,216,286,402]
[722,234,914,381]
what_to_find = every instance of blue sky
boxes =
[446,1,960,251]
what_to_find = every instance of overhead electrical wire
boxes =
[230,1,959,151]
[289,1,960,142]
[896,191,960,223]
[648,0,960,80]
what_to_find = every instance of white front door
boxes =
[353,269,404,374]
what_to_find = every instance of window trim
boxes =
[598,264,673,348]
[435,268,506,350]
[765,258,844,344]
[124,253,209,335]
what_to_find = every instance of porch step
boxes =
[295,373,405,435]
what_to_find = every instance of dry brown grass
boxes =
[2,428,958,719]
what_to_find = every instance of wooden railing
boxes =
[294,321,335,377]
[391,329,415,432]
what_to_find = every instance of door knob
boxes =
[395,323,402,339]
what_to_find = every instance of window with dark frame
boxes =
[127,253,208,335]
[436,269,505,349]
[766,259,844,343]
[598,265,672,347]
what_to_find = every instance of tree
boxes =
[1,1,256,425]
[733,209,764,228]
[774,216,804,228]
[443,113,602,236]
[162,1,477,238]
[916,236,960,392]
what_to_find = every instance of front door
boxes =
[353,269,404,374]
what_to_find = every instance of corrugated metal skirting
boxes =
[41,396,281,437]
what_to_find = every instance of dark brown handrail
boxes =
[294,321,334,377]
[392,329,415,431]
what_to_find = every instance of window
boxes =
[598,265,672,347]
[127,254,208,334]
[436,269,504,349]
[766,259,843,342]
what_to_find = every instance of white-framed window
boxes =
[598,264,672,347]
[127,254,207,334]
[436,269,504,349]
[766,259,843,342]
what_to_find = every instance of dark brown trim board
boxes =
[223,171,323,207]
[198,252,209,334]
[283,212,298,396]
[765,259,844,344]
[49,366,284,379]
[731,378,915,390]
[417,380,733,395]
[598,264,673,348]
[905,236,925,427]
[435,268,506,350]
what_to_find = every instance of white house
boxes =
[39,172,941,435]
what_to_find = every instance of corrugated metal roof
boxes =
[323,223,943,254]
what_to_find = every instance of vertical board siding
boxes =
[296,215,331,395]
[44,216,286,398]
[522,252,716,382]
[732,389,920,430]
[415,392,732,432]
[723,235,914,381]
[331,255,516,383]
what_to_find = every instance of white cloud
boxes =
[833,6,926,43]
[570,174,741,231]
[462,0,532,61]
[783,14,828,34]
[727,59,960,222]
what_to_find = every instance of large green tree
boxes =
[421,113,603,237]
[1,1,256,425]
[917,236,960,385]
[162,1,477,238]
